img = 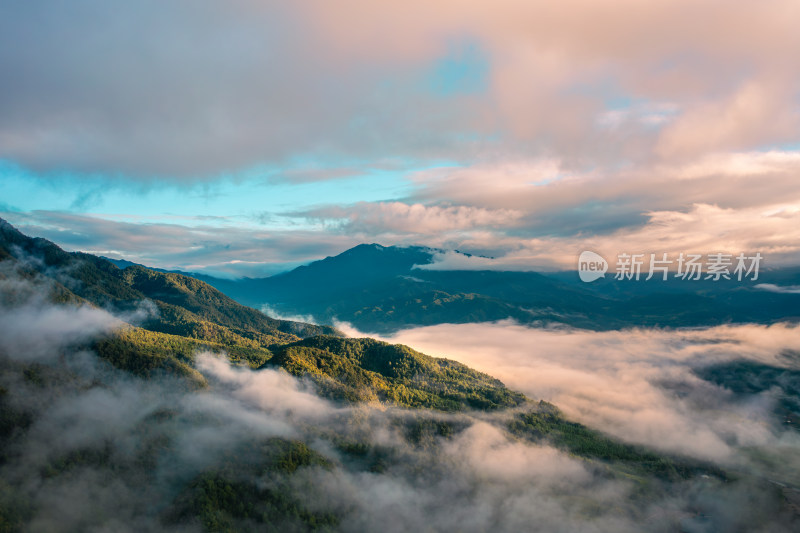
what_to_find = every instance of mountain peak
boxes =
[345,243,387,254]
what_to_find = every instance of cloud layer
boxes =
[2,1,798,177]
[360,320,800,474]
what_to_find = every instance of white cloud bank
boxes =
[342,321,800,474]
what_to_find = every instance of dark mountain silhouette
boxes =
[166,242,800,333]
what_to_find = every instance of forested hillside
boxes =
[1,218,795,532]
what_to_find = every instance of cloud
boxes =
[415,201,800,270]
[657,80,800,160]
[0,1,798,178]
[364,321,800,469]
[0,1,487,179]
[0,262,158,361]
[442,422,590,485]
[415,250,522,271]
[7,179,800,278]
[755,283,800,295]
[1,210,361,277]
[299,201,523,235]
[0,298,120,362]
[259,304,318,325]
[6,145,800,277]
[195,352,336,420]
[410,151,800,227]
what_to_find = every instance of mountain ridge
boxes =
[0,217,522,411]
[141,241,800,334]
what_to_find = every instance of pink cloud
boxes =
[301,201,523,234]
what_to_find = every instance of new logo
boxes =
[578,251,608,282]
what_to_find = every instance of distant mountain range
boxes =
[111,243,800,333]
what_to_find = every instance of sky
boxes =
[1,0,800,277]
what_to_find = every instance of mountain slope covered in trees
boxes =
[1,219,796,532]
[0,219,522,410]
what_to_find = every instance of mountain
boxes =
[0,219,520,410]
[182,244,605,332]
[184,243,800,333]
[2,219,796,531]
